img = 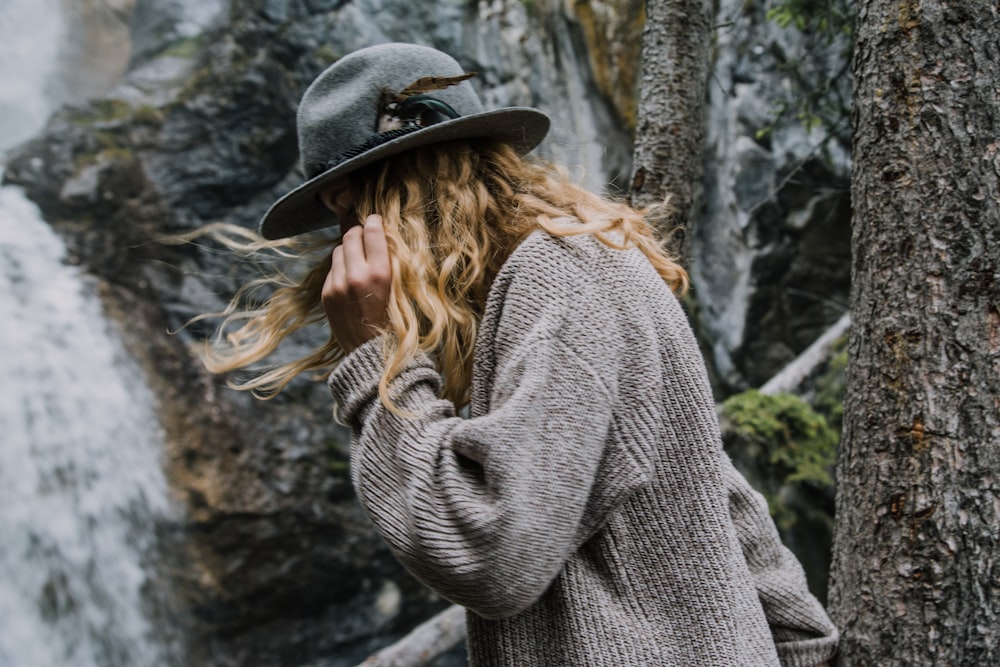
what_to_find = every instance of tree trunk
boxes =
[828,1,1000,664]
[629,0,713,253]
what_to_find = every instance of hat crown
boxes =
[259,43,549,240]
[297,43,484,179]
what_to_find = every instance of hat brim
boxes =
[259,107,550,240]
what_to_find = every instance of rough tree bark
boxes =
[629,0,713,254]
[828,1,1000,664]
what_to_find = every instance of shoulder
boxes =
[490,230,592,295]
[491,229,661,300]
[484,230,617,327]
[480,232,595,348]
[481,228,673,357]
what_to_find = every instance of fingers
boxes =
[321,214,393,353]
[322,244,346,314]
[340,222,366,280]
[329,244,346,291]
[362,215,391,282]
[338,215,389,295]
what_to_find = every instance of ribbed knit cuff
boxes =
[327,337,385,422]
[775,633,839,667]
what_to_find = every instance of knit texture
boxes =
[329,231,838,666]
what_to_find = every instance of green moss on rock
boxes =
[69,99,133,125]
[73,131,135,172]
[133,104,166,126]
[313,44,340,64]
[161,35,205,59]
[722,389,837,490]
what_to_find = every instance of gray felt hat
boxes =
[259,42,550,240]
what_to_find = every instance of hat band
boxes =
[305,95,461,180]
[307,126,421,179]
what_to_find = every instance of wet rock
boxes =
[696,0,852,392]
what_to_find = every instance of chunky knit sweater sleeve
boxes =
[328,246,632,619]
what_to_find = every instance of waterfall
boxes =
[0,0,66,150]
[1,2,176,666]
[0,189,174,666]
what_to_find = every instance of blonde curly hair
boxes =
[196,139,687,410]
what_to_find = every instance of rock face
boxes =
[3,0,851,663]
[695,0,852,391]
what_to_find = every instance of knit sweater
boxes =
[329,230,839,666]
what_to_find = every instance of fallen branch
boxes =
[356,604,466,667]
[759,313,850,396]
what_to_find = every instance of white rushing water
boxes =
[0,0,66,149]
[0,189,173,666]
[0,1,175,666]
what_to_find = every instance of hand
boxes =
[322,214,392,354]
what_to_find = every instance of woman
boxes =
[206,43,838,665]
